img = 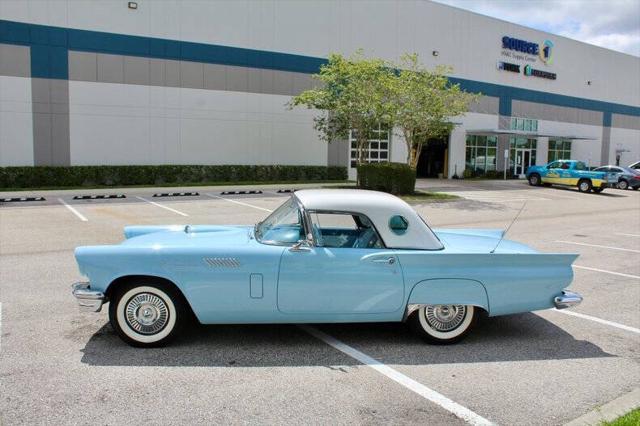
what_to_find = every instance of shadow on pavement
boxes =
[80,312,612,367]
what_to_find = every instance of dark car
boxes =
[594,165,640,190]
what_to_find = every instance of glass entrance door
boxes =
[515,149,532,177]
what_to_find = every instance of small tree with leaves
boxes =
[289,51,394,168]
[390,54,479,170]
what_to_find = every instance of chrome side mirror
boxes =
[289,238,312,252]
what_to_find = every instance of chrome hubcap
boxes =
[424,305,466,332]
[125,293,169,335]
[580,182,589,191]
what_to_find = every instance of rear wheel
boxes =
[618,179,629,190]
[528,173,541,186]
[109,279,187,347]
[578,179,592,193]
[409,304,477,344]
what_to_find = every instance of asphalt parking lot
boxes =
[1,179,639,425]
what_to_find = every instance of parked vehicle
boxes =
[629,161,640,171]
[72,189,582,347]
[526,160,619,193]
[594,165,640,190]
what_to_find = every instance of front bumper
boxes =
[554,290,583,309]
[71,282,106,312]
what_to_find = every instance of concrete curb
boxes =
[565,388,640,426]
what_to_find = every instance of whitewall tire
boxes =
[109,280,187,347]
[410,304,477,344]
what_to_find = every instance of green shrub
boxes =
[463,168,474,179]
[0,165,348,189]
[357,162,416,195]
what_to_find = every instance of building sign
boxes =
[523,64,556,80]
[497,61,520,73]
[498,35,556,80]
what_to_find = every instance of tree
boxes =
[390,54,478,170]
[289,51,394,167]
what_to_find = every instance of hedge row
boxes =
[0,165,348,188]
[357,162,416,195]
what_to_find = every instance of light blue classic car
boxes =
[526,160,618,193]
[72,189,582,347]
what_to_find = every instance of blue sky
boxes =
[432,0,640,56]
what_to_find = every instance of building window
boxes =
[349,125,390,168]
[510,117,538,132]
[465,135,497,175]
[548,139,572,161]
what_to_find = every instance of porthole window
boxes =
[389,215,408,235]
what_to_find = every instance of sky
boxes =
[432,0,640,56]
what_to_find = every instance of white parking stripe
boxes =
[58,198,88,221]
[573,265,640,280]
[0,302,2,351]
[300,325,494,426]
[555,240,640,253]
[553,309,640,334]
[135,196,189,217]
[616,233,640,237]
[205,193,273,212]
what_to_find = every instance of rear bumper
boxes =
[554,290,583,309]
[71,282,106,312]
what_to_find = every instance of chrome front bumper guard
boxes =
[554,290,583,309]
[71,282,106,312]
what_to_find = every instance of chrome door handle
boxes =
[372,257,395,265]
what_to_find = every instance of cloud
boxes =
[432,0,640,56]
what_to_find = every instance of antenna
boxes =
[490,201,527,253]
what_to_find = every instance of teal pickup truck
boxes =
[526,160,619,193]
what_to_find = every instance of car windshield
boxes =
[254,197,304,245]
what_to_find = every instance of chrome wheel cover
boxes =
[424,305,467,332]
[579,181,589,191]
[124,292,169,335]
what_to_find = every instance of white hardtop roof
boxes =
[294,189,443,250]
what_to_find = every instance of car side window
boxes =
[310,211,384,249]
[575,162,587,170]
[561,162,570,169]
[548,161,561,169]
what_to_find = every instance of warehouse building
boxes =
[0,0,639,180]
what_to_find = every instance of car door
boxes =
[277,211,404,315]
[543,161,562,184]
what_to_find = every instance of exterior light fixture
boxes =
[432,50,439,57]
[587,80,592,85]
[128,2,138,9]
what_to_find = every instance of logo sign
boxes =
[497,61,520,73]
[501,36,555,67]
[539,39,554,64]
[523,64,556,80]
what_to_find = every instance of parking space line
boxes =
[573,265,640,280]
[553,309,640,334]
[205,193,273,212]
[300,325,494,426]
[57,198,88,221]
[555,240,640,253]
[616,233,640,237]
[0,302,2,351]
[135,196,189,217]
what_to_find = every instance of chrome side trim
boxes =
[71,281,106,312]
[554,290,583,309]
[403,303,423,321]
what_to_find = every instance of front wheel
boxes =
[618,180,629,190]
[409,305,477,344]
[109,280,187,347]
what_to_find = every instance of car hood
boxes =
[433,228,538,254]
[121,225,253,248]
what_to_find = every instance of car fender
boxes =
[407,278,490,313]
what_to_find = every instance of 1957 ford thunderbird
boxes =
[72,189,582,347]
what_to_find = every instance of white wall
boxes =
[2,0,638,107]
[68,81,325,165]
[538,120,603,167]
[0,76,33,166]
[610,127,640,167]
